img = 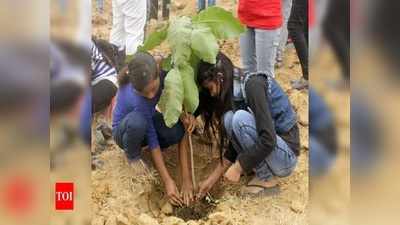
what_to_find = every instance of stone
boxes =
[137,214,159,225]
[161,202,173,215]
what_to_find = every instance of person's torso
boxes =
[112,71,165,128]
[91,40,118,85]
[232,69,297,134]
[238,0,282,29]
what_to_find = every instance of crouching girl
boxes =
[196,53,300,197]
[112,52,196,206]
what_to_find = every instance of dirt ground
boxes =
[91,1,309,225]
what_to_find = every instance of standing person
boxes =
[110,0,147,56]
[276,0,293,68]
[112,52,197,206]
[238,0,283,78]
[196,53,300,198]
[198,0,216,11]
[288,0,308,89]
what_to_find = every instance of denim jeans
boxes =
[224,110,297,181]
[240,27,281,77]
[96,0,104,13]
[277,0,293,60]
[112,111,185,160]
[198,0,216,11]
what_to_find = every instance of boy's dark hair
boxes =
[197,52,234,162]
[118,52,158,91]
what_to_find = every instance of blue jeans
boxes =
[310,136,335,177]
[224,110,297,181]
[112,111,185,160]
[97,0,104,13]
[198,0,216,11]
[240,27,281,78]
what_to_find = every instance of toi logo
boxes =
[55,183,74,210]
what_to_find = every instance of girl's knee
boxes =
[232,110,252,131]
[223,111,234,136]
[125,111,148,136]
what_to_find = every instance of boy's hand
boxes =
[180,113,196,134]
[224,161,243,183]
[181,180,194,206]
[165,179,183,206]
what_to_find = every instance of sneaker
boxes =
[291,78,309,90]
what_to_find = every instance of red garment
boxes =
[238,0,282,29]
[309,0,315,28]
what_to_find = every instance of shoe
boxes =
[291,78,309,90]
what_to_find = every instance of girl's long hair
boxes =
[197,52,234,162]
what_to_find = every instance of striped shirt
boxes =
[91,40,118,85]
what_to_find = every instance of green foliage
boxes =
[191,24,219,64]
[158,68,184,127]
[138,24,169,52]
[140,7,244,127]
[180,63,199,113]
[192,6,245,39]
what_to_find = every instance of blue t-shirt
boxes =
[112,72,165,150]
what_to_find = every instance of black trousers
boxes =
[288,0,308,80]
[323,0,350,81]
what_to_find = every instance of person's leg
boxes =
[113,111,148,161]
[198,0,205,11]
[323,0,350,81]
[310,136,335,177]
[110,0,125,50]
[208,0,216,7]
[276,0,293,65]
[239,28,257,74]
[122,0,147,55]
[288,0,308,80]
[255,28,281,78]
[231,110,297,182]
[162,0,170,20]
[152,112,185,149]
[149,0,158,20]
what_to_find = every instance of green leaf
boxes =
[189,54,200,79]
[191,24,218,64]
[158,69,184,127]
[161,55,172,71]
[138,24,169,52]
[192,6,245,39]
[179,63,199,113]
[167,17,192,66]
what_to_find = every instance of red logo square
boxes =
[55,183,74,210]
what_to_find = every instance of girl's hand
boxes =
[180,113,196,134]
[224,161,243,183]
[165,179,183,206]
[181,180,194,206]
[196,179,214,200]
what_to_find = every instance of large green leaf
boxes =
[191,24,218,64]
[167,17,192,66]
[179,63,199,113]
[138,24,169,52]
[158,69,184,127]
[161,55,172,71]
[189,54,200,79]
[192,6,245,39]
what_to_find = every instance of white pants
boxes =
[110,0,147,55]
